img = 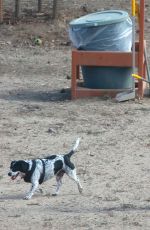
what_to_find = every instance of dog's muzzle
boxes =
[8,172,12,176]
[8,171,19,180]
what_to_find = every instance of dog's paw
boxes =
[79,187,83,194]
[35,188,43,194]
[23,194,32,200]
[52,193,58,196]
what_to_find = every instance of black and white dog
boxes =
[8,138,82,200]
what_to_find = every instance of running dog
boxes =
[8,138,82,200]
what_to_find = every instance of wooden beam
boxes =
[72,50,139,67]
[75,87,126,99]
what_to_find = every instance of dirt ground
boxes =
[0,1,150,229]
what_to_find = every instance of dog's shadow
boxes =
[0,189,49,202]
[0,88,71,102]
[0,194,24,200]
[0,192,43,201]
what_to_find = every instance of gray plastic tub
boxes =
[69,10,133,89]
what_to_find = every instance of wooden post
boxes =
[38,0,42,13]
[71,51,79,99]
[0,0,3,23]
[52,0,57,19]
[138,0,145,97]
[15,0,20,18]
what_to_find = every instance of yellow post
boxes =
[135,2,140,22]
[132,0,136,16]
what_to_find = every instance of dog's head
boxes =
[8,160,29,180]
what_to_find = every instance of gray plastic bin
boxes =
[69,10,133,89]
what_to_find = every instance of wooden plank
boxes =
[73,87,126,99]
[72,50,139,67]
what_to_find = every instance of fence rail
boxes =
[0,0,58,22]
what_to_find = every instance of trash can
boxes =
[69,10,133,89]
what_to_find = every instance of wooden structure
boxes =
[0,0,58,21]
[71,0,146,99]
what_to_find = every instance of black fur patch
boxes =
[54,160,63,174]
[24,160,36,183]
[38,159,45,184]
[46,155,57,160]
[11,160,29,173]
[64,155,75,170]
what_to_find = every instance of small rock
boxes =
[145,18,150,23]
[60,41,71,46]
[66,75,71,80]
[47,128,56,134]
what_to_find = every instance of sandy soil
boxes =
[0,1,150,229]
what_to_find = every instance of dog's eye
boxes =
[10,161,16,168]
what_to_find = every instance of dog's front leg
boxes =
[24,181,39,200]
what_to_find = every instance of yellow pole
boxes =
[132,74,150,84]
[132,0,136,16]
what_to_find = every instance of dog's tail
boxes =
[66,138,80,158]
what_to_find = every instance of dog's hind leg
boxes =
[52,170,65,196]
[66,169,83,194]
